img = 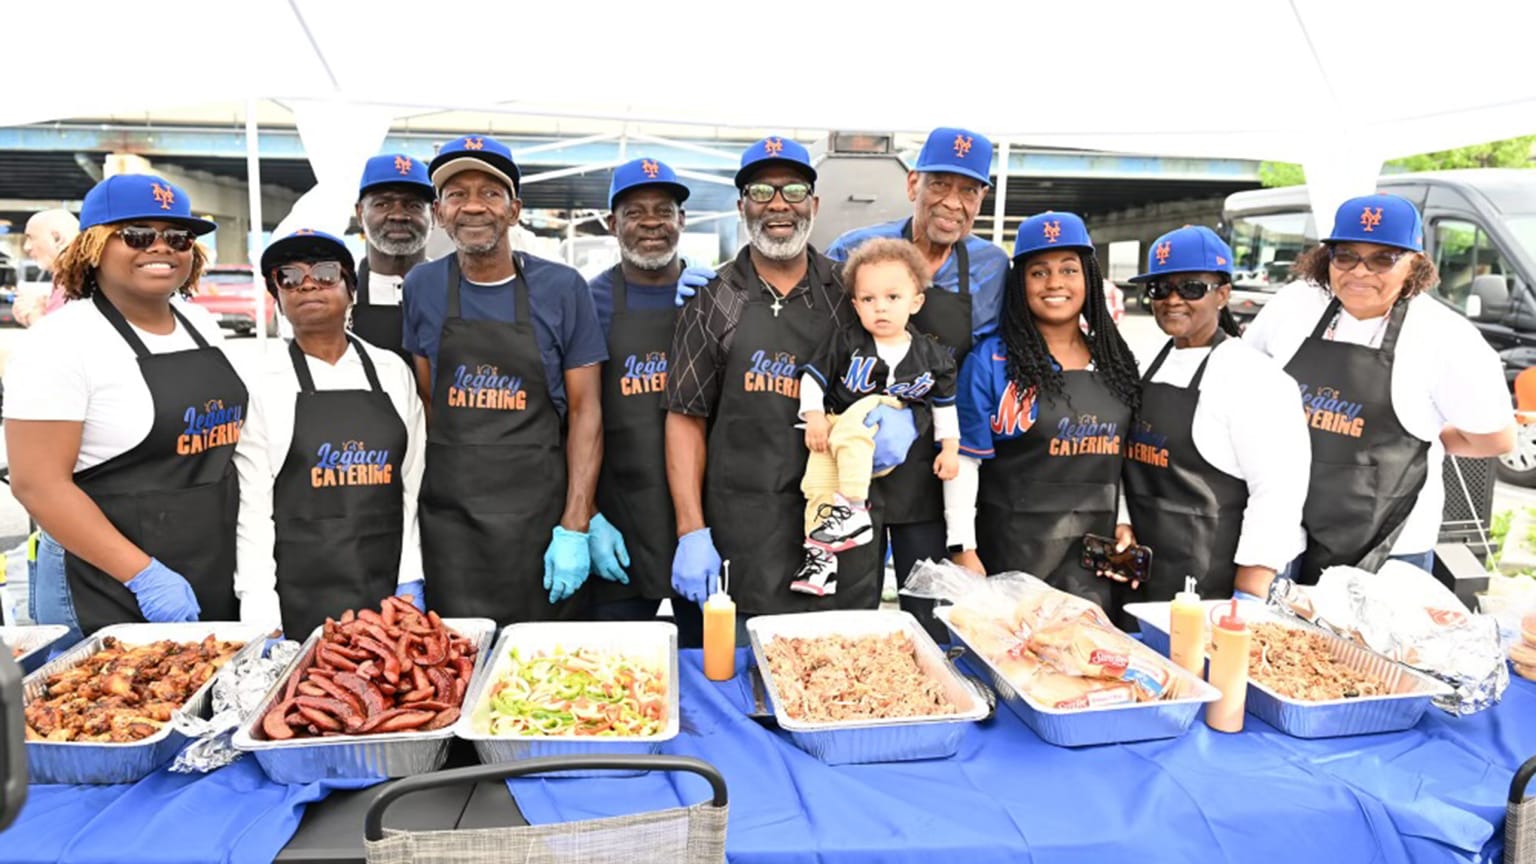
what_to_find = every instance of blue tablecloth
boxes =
[506,649,1536,864]
[0,757,371,864]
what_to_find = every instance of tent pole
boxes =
[991,137,1010,248]
[246,97,268,348]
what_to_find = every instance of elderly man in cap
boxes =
[825,126,1007,640]
[585,157,705,637]
[401,135,609,624]
[352,154,435,363]
[234,229,426,637]
[665,137,910,620]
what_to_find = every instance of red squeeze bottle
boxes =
[1205,599,1250,733]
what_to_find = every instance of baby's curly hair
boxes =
[842,237,930,297]
[52,224,208,300]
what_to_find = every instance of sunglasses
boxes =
[1146,279,1226,301]
[742,181,813,204]
[273,261,347,291]
[1329,246,1408,274]
[117,226,197,252]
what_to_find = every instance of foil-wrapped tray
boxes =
[748,610,990,765]
[232,617,495,784]
[1,624,70,675]
[24,621,265,785]
[454,621,679,778]
[935,606,1219,748]
[1125,600,1453,738]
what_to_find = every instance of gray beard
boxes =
[747,213,814,261]
[619,245,677,271]
[363,223,429,257]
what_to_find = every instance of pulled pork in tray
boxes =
[1249,623,1389,701]
[24,635,244,743]
[763,632,956,722]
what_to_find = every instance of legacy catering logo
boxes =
[1051,413,1120,457]
[1298,383,1364,438]
[621,351,667,396]
[744,350,799,399]
[179,398,242,455]
[312,439,393,488]
[449,364,527,410]
[1126,419,1169,468]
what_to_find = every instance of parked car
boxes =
[190,265,277,337]
[1224,170,1536,484]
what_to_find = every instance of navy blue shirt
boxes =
[586,265,681,338]
[402,253,608,417]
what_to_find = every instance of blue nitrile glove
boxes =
[394,579,426,612]
[674,264,716,307]
[543,526,591,605]
[671,527,721,606]
[124,558,201,623]
[587,513,630,585]
[864,403,919,474]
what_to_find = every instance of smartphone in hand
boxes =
[1081,533,1153,588]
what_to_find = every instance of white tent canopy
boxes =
[10,0,1536,235]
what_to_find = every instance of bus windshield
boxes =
[1226,210,1317,288]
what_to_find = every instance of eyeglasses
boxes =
[117,226,197,252]
[742,181,813,204]
[1329,246,1407,274]
[1146,279,1226,301]
[272,261,346,291]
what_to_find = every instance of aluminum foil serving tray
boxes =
[1125,600,1452,738]
[233,617,495,784]
[935,606,1220,748]
[748,610,990,765]
[2,624,70,675]
[25,621,265,785]
[454,621,679,778]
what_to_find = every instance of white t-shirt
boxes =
[3,298,235,472]
[366,271,403,307]
[1244,281,1511,554]
[232,338,427,634]
[1130,337,1310,570]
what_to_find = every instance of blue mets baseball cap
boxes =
[1131,225,1234,282]
[429,135,520,195]
[1013,211,1093,260]
[260,228,356,296]
[734,136,817,189]
[609,157,691,210]
[358,153,434,201]
[1325,193,1423,252]
[79,174,216,235]
[913,126,993,187]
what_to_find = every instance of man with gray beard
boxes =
[665,137,909,619]
[353,154,434,362]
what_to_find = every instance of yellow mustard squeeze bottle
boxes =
[1168,576,1206,677]
[1205,598,1250,733]
[703,561,737,682]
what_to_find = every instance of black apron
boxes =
[272,336,408,639]
[593,265,676,603]
[1123,334,1249,602]
[703,253,882,615]
[1285,297,1430,585]
[877,219,974,525]
[419,255,580,624]
[975,369,1129,611]
[351,260,410,365]
[67,293,247,635]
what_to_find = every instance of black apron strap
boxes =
[288,339,318,394]
[1378,297,1411,360]
[1309,296,1343,340]
[1143,339,1176,381]
[356,258,372,306]
[611,264,627,314]
[902,218,970,296]
[92,292,210,356]
[513,254,531,323]
[349,334,385,392]
[1188,330,1226,390]
[446,255,462,318]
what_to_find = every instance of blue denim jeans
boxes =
[31,531,84,652]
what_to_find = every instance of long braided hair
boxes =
[1000,249,1141,414]
[1218,304,1242,337]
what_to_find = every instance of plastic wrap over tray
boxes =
[232,617,495,784]
[1125,600,1452,738]
[453,621,679,778]
[2,624,70,675]
[747,610,989,765]
[24,622,265,784]
[935,606,1218,748]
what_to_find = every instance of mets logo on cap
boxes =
[1360,207,1383,232]
[953,135,973,157]
[764,138,784,157]
[1043,220,1062,243]
[1155,241,1172,265]
[151,182,176,210]
[463,137,485,151]
[641,159,660,178]
[393,155,413,175]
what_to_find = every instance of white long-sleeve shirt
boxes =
[232,339,427,633]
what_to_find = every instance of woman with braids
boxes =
[1245,194,1512,587]
[1111,225,1309,604]
[945,211,1139,611]
[3,175,246,646]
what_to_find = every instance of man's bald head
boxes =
[24,209,79,273]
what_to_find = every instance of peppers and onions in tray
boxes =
[482,646,668,738]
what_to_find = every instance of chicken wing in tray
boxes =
[23,634,244,743]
